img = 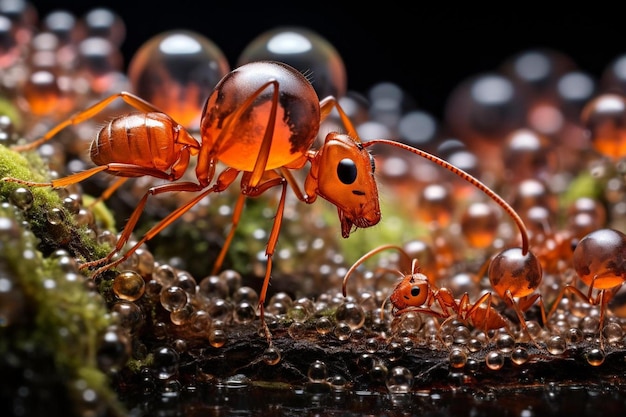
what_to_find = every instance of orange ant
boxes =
[2,60,529,346]
[547,228,626,347]
[342,244,512,336]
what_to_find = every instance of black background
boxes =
[29,1,626,121]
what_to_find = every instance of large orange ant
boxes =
[2,60,529,346]
[342,244,512,337]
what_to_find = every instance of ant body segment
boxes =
[2,60,529,347]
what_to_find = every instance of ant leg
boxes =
[84,180,207,271]
[93,168,242,275]
[214,175,288,345]
[2,165,109,187]
[13,92,167,152]
[319,96,359,140]
[547,284,588,322]
[211,192,246,275]
[502,290,541,347]
[87,177,129,208]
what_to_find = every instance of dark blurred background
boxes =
[26,1,626,122]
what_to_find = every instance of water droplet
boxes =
[308,360,328,382]
[386,366,413,393]
[585,347,605,366]
[334,321,351,341]
[262,346,281,365]
[112,270,145,301]
[9,187,33,210]
[485,351,505,370]
[449,348,468,369]
[315,316,333,335]
[546,335,567,355]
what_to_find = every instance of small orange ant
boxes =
[343,244,511,335]
[2,60,529,346]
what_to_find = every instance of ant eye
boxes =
[369,153,375,173]
[337,158,357,184]
[410,286,420,297]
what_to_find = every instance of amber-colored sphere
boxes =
[128,30,230,130]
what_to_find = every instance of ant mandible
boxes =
[342,244,511,336]
[3,60,529,346]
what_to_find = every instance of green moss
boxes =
[0,144,112,261]
[0,96,23,132]
[0,203,125,416]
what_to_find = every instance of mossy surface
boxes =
[0,145,126,417]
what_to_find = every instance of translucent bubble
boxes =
[46,207,65,225]
[452,325,471,345]
[328,375,347,390]
[546,335,567,355]
[151,346,179,380]
[170,303,193,325]
[233,301,256,324]
[208,298,232,321]
[567,327,584,344]
[262,346,281,365]
[81,7,126,46]
[416,183,454,227]
[288,321,306,339]
[485,351,505,370]
[110,300,144,333]
[133,248,155,277]
[581,93,626,160]
[315,316,333,335]
[289,304,309,323]
[495,333,515,353]
[198,275,229,300]
[220,269,242,296]
[334,321,352,341]
[585,347,605,366]
[461,201,500,249]
[238,26,346,99]
[128,30,230,130]
[112,270,145,301]
[208,328,226,348]
[449,348,468,369]
[511,346,530,365]
[370,361,389,384]
[334,301,365,330]
[602,321,623,343]
[153,264,177,286]
[385,366,413,393]
[145,278,163,300]
[308,360,328,382]
[9,187,33,210]
[365,337,380,353]
[580,316,601,337]
[189,310,211,333]
[174,271,197,295]
[233,286,259,305]
[160,286,188,312]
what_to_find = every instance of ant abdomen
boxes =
[200,60,321,171]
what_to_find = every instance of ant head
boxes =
[313,132,380,237]
[389,272,430,310]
